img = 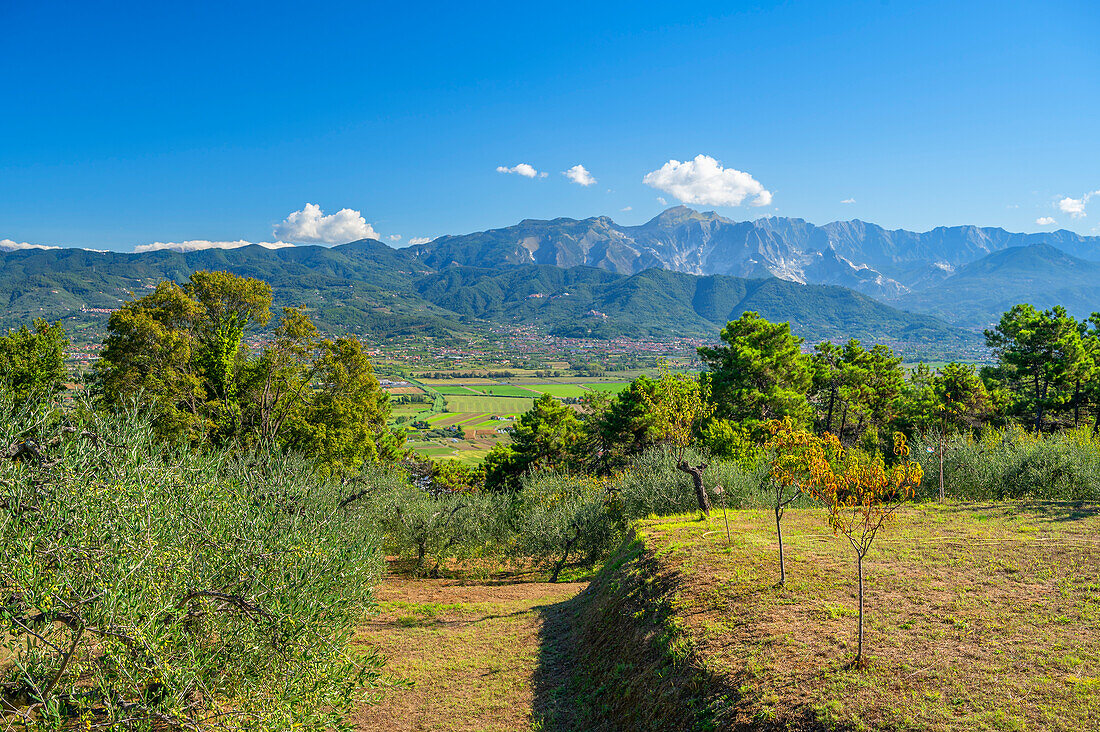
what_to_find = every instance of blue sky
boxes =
[2,0,1098,252]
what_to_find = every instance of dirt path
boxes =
[351,575,586,732]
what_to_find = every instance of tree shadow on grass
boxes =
[1020,500,1100,523]
[530,587,590,731]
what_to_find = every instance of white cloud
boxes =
[621,206,632,212]
[407,236,431,246]
[388,234,402,242]
[563,164,596,186]
[1057,190,1099,219]
[273,203,379,244]
[656,197,667,206]
[134,240,295,254]
[496,163,544,178]
[643,154,773,208]
[0,238,59,252]
[841,198,856,204]
[1059,197,1087,218]
[1035,216,1056,226]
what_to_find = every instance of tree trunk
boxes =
[775,505,786,586]
[825,388,836,434]
[550,523,581,583]
[1074,379,1082,427]
[677,461,711,515]
[1034,374,1045,433]
[938,432,945,502]
[856,552,865,668]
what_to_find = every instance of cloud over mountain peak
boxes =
[643,155,772,208]
[273,203,379,244]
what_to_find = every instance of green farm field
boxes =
[526,384,589,398]
[430,385,484,395]
[444,394,535,415]
[390,403,428,419]
[397,377,642,464]
[477,384,541,397]
[584,382,630,394]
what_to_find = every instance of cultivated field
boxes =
[387,377,632,463]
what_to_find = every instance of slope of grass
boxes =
[351,575,585,731]
[554,503,1100,730]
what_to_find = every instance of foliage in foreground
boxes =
[0,398,384,731]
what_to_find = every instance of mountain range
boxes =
[3,207,1098,358]
[413,206,1100,311]
[0,238,974,357]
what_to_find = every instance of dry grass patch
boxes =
[351,575,585,732]
[637,502,1100,730]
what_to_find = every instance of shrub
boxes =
[911,427,1100,501]
[0,395,384,731]
[374,481,505,573]
[514,471,624,581]
[616,446,772,517]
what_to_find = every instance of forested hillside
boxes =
[0,240,977,356]
[415,264,965,345]
[899,243,1100,327]
[6,207,1098,346]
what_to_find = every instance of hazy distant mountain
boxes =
[411,206,1100,300]
[898,243,1100,328]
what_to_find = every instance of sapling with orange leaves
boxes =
[764,419,842,586]
[812,432,923,667]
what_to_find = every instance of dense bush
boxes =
[513,471,624,580]
[373,483,504,572]
[911,427,1100,501]
[0,396,384,731]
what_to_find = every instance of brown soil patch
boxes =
[386,386,425,395]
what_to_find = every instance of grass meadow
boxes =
[629,503,1100,730]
